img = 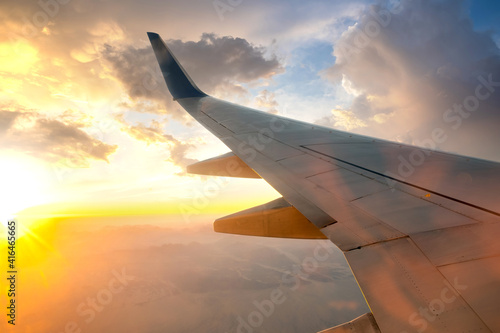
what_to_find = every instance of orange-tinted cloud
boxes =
[0,106,117,166]
[116,115,198,169]
[254,89,280,114]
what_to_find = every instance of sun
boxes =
[0,153,55,230]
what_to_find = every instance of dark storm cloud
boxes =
[167,33,283,86]
[0,108,117,166]
[323,0,500,160]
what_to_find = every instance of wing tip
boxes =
[147,32,207,100]
[147,32,159,40]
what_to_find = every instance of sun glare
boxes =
[0,41,39,75]
[0,154,54,229]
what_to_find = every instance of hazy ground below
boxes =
[1,215,368,333]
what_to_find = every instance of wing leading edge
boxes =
[148,32,500,333]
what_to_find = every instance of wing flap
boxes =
[439,256,500,332]
[346,238,491,333]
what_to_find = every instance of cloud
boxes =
[0,0,363,120]
[102,33,284,117]
[0,109,21,132]
[315,108,367,131]
[254,89,280,114]
[116,115,198,169]
[328,300,360,311]
[167,33,283,86]
[0,106,117,166]
[323,0,500,160]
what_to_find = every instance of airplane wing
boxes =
[148,32,500,333]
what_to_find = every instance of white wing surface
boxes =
[149,32,500,333]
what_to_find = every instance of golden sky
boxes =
[1,0,499,225]
[0,0,290,223]
[1,0,500,332]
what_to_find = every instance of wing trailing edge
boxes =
[317,313,380,333]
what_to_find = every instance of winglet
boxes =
[147,32,207,100]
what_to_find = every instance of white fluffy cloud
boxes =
[323,0,500,160]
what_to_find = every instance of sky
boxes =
[0,0,500,332]
[0,0,499,223]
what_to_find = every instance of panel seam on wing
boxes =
[342,235,409,252]
[301,145,500,218]
[200,109,235,134]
